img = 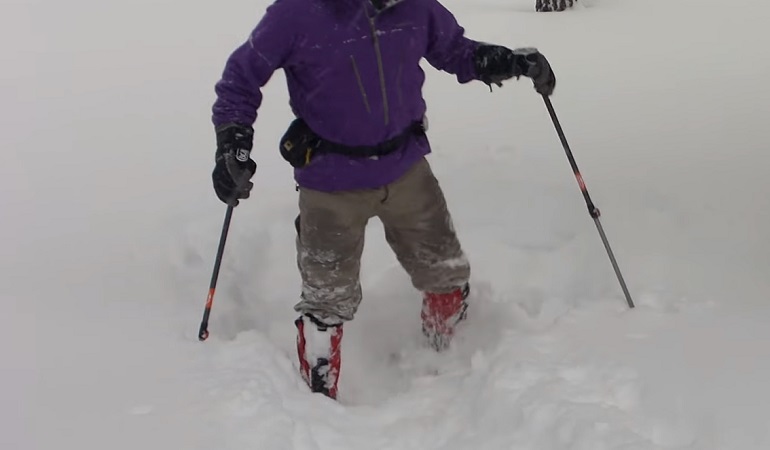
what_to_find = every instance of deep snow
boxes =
[4,0,770,449]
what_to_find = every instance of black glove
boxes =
[474,45,556,96]
[212,124,257,206]
[514,48,556,96]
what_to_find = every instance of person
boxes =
[211,0,555,399]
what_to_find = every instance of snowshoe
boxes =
[421,283,470,351]
[295,314,343,399]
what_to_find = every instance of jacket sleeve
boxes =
[423,0,480,83]
[212,1,296,128]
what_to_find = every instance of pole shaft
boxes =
[592,217,634,308]
[199,205,235,340]
[542,96,634,308]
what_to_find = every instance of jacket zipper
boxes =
[367,14,390,126]
[396,63,404,107]
[350,56,372,114]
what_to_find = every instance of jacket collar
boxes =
[370,0,408,11]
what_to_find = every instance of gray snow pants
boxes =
[293,158,470,324]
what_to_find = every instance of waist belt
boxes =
[280,118,426,168]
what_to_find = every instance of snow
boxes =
[5,0,770,449]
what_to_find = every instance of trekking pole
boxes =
[541,95,635,309]
[198,205,235,340]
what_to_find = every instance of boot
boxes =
[421,283,470,351]
[295,314,343,399]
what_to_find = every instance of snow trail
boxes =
[6,0,770,448]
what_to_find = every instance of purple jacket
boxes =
[212,0,480,191]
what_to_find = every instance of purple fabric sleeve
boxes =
[212,1,296,128]
[423,0,480,83]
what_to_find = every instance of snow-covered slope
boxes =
[5,0,770,448]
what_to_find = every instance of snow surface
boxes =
[5,0,770,449]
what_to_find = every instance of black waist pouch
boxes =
[280,118,425,168]
[279,119,321,168]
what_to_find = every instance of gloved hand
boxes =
[513,47,556,96]
[474,45,556,96]
[212,123,256,206]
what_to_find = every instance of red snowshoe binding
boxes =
[295,314,343,399]
[421,283,470,351]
